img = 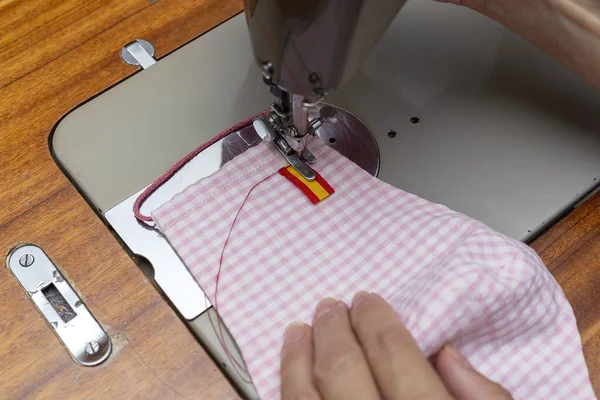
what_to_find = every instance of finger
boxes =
[350,292,452,400]
[281,322,321,400]
[312,297,380,400]
[434,343,513,400]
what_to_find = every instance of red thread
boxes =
[133,110,269,223]
[135,7,314,223]
[136,3,316,223]
[209,171,279,383]
[205,298,253,383]
[209,166,332,382]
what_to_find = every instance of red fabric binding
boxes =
[315,171,335,196]
[133,111,269,223]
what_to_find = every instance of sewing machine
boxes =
[50,1,600,398]
[245,0,406,181]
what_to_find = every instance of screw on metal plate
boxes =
[120,39,156,69]
[19,253,35,267]
[7,245,112,366]
[261,61,273,81]
[84,341,100,356]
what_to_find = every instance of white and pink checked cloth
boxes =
[153,139,594,400]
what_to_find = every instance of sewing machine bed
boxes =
[51,2,600,398]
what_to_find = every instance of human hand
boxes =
[280,292,512,399]
[433,0,600,90]
[432,0,518,24]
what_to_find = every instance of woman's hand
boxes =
[280,292,512,400]
[435,0,600,90]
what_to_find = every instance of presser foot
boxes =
[253,115,317,181]
[253,103,380,179]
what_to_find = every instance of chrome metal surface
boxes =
[254,116,317,181]
[53,7,600,394]
[121,39,156,69]
[309,117,325,134]
[280,149,316,181]
[246,0,408,151]
[244,0,408,101]
[84,341,100,356]
[292,94,308,136]
[106,188,208,320]
[302,148,316,163]
[309,103,380,177]
[104,125,264,321]
[19,253,35,268]
[253,116,276,141]
[7,245,111,366]
[261,61,273,81]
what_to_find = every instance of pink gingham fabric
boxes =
[153,139,594,400]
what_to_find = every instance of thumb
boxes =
[434,343,513,400]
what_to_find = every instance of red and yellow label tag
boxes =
[279,165,335,204]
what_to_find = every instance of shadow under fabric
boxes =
[151,139,593,400]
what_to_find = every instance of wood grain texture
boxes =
[0,0,242,398]
[1,0,599,398]
[531,192,600,394]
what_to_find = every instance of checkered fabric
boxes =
[153,139,594,400]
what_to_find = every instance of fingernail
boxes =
[283,322,306,345]
[444,343,473,370]
[314,297,337,320]
[352,291,370,307]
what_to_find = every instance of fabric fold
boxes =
[153,139,594,400]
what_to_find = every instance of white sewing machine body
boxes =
[51,3,600,397]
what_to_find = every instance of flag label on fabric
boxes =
[278,165,335,204]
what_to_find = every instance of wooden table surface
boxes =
[0,0,598,398]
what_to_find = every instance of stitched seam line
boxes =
[157,158,280,230]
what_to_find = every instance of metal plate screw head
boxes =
[261,61,273,78]
[19,253,35,267]
[84,341,100,356]
[120,39,155,66]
